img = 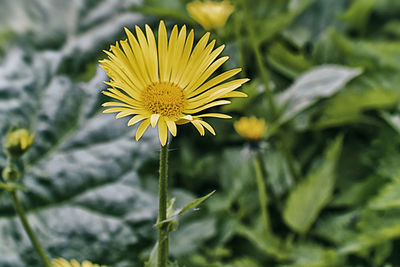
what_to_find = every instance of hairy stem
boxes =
[253,151,271,233]
[157,143,169,267]
[10,191,52,267]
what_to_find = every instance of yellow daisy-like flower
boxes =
[187,0,234,30]
[234,116,267,141]
[52,258,106,267]
[100,21,248,146]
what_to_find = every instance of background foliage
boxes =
[1,0,400,266]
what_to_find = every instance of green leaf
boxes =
[283,0,348,47]
[235,225,287,260]
[277,65,361,124]
[178,190,216,215]
[340,0,379,32]
[267,42,313,79]
[155,190,215,230]
[313,211,359,245]
[283,136,343,234]
[317,29,400,71]
[315,72,400,128]
[369,175,400,210]
[381,111,400,136]
[284,242,342,267]
[331,175,384,207]
[339,210,400,254]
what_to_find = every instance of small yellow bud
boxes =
[52,258,106,267]
[3,129,34,158]
[187,0,234,30]
[234,116,267,141]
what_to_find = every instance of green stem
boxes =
[253,151,271,233]
[157,143,169,267]
[233,11,246,78]
[9,191,52,267]
[241,0,277,117]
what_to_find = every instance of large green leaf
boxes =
[277,65,361,125]
[283,137,343,234]
[315,72,400,128]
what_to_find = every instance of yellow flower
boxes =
[52,258,106,267]
[187,0,234,30]
[234,116,267,141]
[3,129,34,158]
[100,21,248,146]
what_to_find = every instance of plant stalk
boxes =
[157,143,169,267]
[241,0,277,117]
[9,191,52,267]
[253,151,271,233]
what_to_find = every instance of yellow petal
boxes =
[170,25,187,83]
[184,44,225,95]
[224,91,248,98]
[145,24,159,83]
[71,260,81,267]
[165,120,177,136]
[176,32,210,87]
[166,25,179,82]
[158,118,168,146]
[128,115,148,126]
[125,27,152,85]
[150,114,160,127]
[136,119,151,141]
[185,100,231,114]
[171,29,194,84]
[158,21,168,82]
[116,110,136,118]
[195,113,232,119]
[191,120,205,136]
[187,67,241,98]
[198,120,216,135]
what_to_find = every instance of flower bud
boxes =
[187,0,234,30]
[52,258,106,267]
[2,167,19,182]
[234,116,267,141]
[3,129,34,159]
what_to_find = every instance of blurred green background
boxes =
[1,0,400,266]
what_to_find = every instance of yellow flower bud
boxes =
[52,258,106,267]
[187,0,234,30]
[3,129,34,158]
[234,116,267,141]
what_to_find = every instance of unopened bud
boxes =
[3,129,34,159]
[2,167,19,182]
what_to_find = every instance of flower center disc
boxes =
[142,82,186,117]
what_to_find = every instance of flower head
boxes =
[234,116,267,141]
[187,0,234,30]
[100,21,248,146]
[52,258,105,267]
[3,129,34,158]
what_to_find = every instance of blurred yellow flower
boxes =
[3,129,34,158]
[187,0,234,30]
[100,21,248,146]
[52,258,106,267]
[234,116,267,141]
